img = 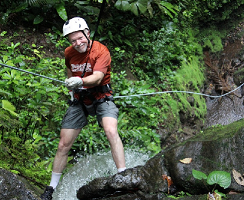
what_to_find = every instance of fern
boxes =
[172,57,206,119]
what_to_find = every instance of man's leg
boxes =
[101,117,126,170]
[51,128,81,186]
[53,128,81,173]
[41,128,81,200]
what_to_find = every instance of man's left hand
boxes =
[65,77,83,90]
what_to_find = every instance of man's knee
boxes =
[57,138,73,154]
[105,127,120,141]
[57,128,80,153]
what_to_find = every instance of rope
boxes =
[1,62,243,99]
[0,63,65,84]
[114,82,244,99]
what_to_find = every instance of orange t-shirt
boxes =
[64,41,112,104]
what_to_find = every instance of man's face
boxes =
[68,31,90,53]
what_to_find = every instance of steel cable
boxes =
[1,62,243,99]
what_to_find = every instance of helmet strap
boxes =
[81,30,90,47]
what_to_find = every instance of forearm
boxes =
[82,73,103,87]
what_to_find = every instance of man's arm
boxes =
[82,71,104,87]
[67,68,72,78]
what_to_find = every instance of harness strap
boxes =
[82,84,114,104]
[87,84,113,94]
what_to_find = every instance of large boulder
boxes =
[77,153,169,200]
[164,119,244,194]
[0,168,41,200]
[204,94,244,128]
[76,119,244,199]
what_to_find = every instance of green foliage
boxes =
[207,171,231,189]
[192,169,207,180]
[0,133,52,186]
[0,0,68,25]
[0,31,67,184]
[129,22,203,87]
[172,57,206,119]
[192,169,231,190]
[114,0,178,18]
[110,21,206,132]
[197,27,227,53]
[167,191,192,199]
[175,0,244,26]
[2,99,18,116]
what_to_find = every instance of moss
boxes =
[166,119,244,150]
[190,119,244,142]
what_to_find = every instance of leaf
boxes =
[207,171,231,189]
[232,169,244,186]
[12,2,28,13]
[160,1,178,18]
[192,169,207,180]
[2,100,18,117]
[162,174,174,194]
[137,0,148,14]
[130,2,139,16]
[56,4,68,21]
[33,15,44,24]
[0,89,12,96]
[180,158,192,164]
[115,0,131,11]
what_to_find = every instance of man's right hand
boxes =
[65,77,83,90]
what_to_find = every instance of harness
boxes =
[68,84,114,106]
[79,84,114,103]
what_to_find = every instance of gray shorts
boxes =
[61,101,119,129]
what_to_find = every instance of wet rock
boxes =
[77,119,244,199]
[165,119,244,194]
[204,92,244,128]
[77,153,169,200]
[0,168,40,200]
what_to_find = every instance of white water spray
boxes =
[52,148,152,200]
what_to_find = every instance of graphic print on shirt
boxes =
[71,63,92,73]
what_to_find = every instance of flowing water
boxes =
[52,148,152,200]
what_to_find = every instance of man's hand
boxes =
[65,77,83,90]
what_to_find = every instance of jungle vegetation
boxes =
[1,0,244,186]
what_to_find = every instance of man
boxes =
[41,17,126,200]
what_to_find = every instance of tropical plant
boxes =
[192,169,231,199]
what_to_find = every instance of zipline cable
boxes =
[113,82,244,99]
[0,62,65,84]
[1,62,243,99]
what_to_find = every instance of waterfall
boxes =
[52,148,152,200]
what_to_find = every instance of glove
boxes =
[65,76,83,90]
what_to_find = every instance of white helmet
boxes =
[63,17,89,36]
